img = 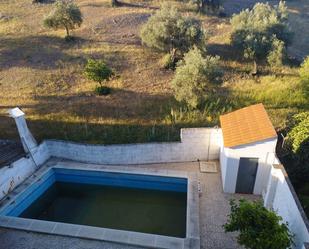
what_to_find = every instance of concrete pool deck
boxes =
[0,158,260,249]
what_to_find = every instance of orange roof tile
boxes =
[220,103,277,148]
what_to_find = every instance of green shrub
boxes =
[286,112,309,157]
[84,59,113,94]
[224,199,294,249]
[140,3,205,64]
[230,1,292,72]
[43,0,83,39]
[171,46,222,109]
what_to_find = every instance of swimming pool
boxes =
[0,163,199,248]
[1,168,187,237]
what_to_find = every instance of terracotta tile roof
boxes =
[220,103,277,148]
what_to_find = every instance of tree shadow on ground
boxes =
[6,89,174,121]
[33,0,55,4]
[80,2,110,8]
[222,0,279,16]
[207,43,242,62]
[114,1,159,10]
[0,114,182,144]
[0,35,89,70]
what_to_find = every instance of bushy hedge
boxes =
[285,112,309,186]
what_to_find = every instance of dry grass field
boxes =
[0,0,308,144]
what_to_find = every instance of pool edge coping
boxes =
[0,161,200,249]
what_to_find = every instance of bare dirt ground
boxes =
[92,12,150,44]
[0,0,308,143]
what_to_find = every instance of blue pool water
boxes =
[0,168,188,237]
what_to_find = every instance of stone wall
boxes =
[45,128,222,165]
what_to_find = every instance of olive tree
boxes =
[43,0,83,39]
[225,199,294,249]
[230,1,292,73]
[171,46,222,108]
[140,4,205,65]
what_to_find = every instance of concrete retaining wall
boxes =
[0,143,49,201]
[0,128,221,201]
[264,165,309,249]
[45,128,222,165]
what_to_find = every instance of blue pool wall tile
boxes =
[0,169,56,217]
[54,168,187,193]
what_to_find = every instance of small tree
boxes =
[171,47,222,108]
[140,3,205,65]
[230,1,292,73]
[224,199,294,249]
[84,59,113,95]
[43,0,83,39]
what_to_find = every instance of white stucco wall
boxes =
[302,243,309,249]
[0,142,49,201]
[265,166,309,249]
[45,128,222,165]
[220,138,278,194]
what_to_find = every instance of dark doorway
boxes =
[235,157,258,194]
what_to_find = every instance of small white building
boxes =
[219,103,278,195]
